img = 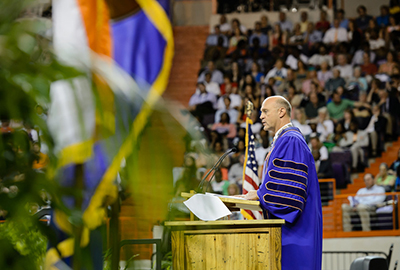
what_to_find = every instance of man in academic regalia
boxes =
[245,96,322,270]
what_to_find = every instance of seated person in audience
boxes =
[317,61,332,86]
[206,25,228,48]
[211,112,237,139]
[390,149,400,191]
[288,23,304,46]
[292,107,312,137]
[366,78,381,105]
[203,36,227,68]
[325,69,346,94]
[228,27,247,55]
[264,58,287,88]
[340,108,355,131]
[327,122,346,144]
[323,19,348,45]
[375,163,396,191]
[217,86,241,111]
[378,51,396,75]
[309,135,329,161]
[230,140,245,165]
[215,97,238,124]
[353,92,371,126]
[378,89,400,140]
[188,82,217,118]
[250,62,264,84]
[327,90,368,123]
[303,22,322,52]
[348,67,368,92]
[368,29,386,51]
[308,45,334,68]
[260,15,272,34]
[230,18,247,36]
[334,54,354,82]
[218,14,231,35]
[305,92,325,119]
[342,173,386,231]
[389,148,400,177]
[203,72,221,96]
[352,42,376,66]
[228,153,245,190]
[299,11,309,33]
[316,107,334,142]
[339,121,369,172]
[250,21,268,47]
[278,11,293,32]
[312,149,333,179]
[355,5,373,32]
[316,10,330,33]
[377,5,390,27]
[269,23,287,50]
[336,9,349,29]
[198,61,224,85]
[361,52,378,76]
[210,169,230,195]
[277,68,302,96]
[364,104,387,157]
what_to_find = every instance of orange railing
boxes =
[320,179,400,238]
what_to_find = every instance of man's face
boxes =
[220,15,226,24]
[255,23,261,32]
[207,61,215,71]
[333,93,341,103]
[333,69,340,78]
[358,7,366,16]
[224,98,231,108]
[279,12,285,22]
[199,84,206,93]
[276,59,283,69]
[260,98,280,132]
[337,11,344,20]
[301,12,307,22]
[338,54,346,66]
[364,174,374,189]
[333,19,340,28]
[205,74,211,83]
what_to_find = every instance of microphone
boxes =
[196,147,237,193]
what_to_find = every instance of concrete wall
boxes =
[323,236,400,270]
[342,0,382,19]
[173,0,212,26]
[209,8,334,33]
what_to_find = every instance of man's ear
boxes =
[278,107,286,118]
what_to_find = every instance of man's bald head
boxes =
[264,96,292,118]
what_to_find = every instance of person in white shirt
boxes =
[216,84,241,110]
[323,19,348,45]
[198,61,224,85]
[308,45,334,67]
[214,97,239,124]
[203,72,221,96]
[218,15,231,35]
[264,58,287,87]
[278,12,293,32]
[342,173,386,231]
[334,54,353,82]
[316,107,334,142]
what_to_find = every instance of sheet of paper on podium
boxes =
[183,193,232,221]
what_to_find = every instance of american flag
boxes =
[241,117,263,220]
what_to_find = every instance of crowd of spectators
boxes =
[0,106,50,218]
[178,5,400,203]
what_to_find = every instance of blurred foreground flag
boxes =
[46,0,173,269]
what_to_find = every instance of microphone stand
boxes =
[196,148,236,193]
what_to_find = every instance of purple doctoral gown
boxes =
[257,126,322,270]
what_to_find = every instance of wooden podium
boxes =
[165,193,285,270]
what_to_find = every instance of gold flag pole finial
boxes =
[245,101,254,118]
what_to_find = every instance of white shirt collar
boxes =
[272,122,293,145]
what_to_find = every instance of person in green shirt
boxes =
[375,162,396,191]
[327,90,369,123]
